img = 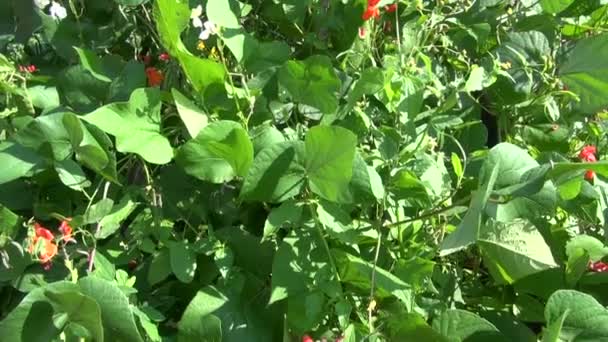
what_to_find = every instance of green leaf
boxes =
[269,231,336,304]
[176,121,253,183]
[0,243,31,281]
[178,290,223,342]
[305,125,357,202]
[278,55,341,114]
[263,200,304,239]
[240,141,307,203]
[432,310,508,342]
[559,33,608,114]
[440,159,500,256]
[108,60,146,102]
[0,142,42,185]
[478,219,558,284]
[172,88,208,139]
[44,289,104,342]
[542,312,568,342]
[170,241,197,283]
[148,248,172,286]
[206,0,252,63]
[333,250,413,309]
[92,251,116,281]
[96,196,137,239]
[483,143,556,222]
[566,235,608,262]
[154,0,225,93]
[78,276,143,342]
[386,312,449,341]
[73,47,112,83]
[465,65,491,92]
[545,290,608,341]
[0,281,78,342]
[179,285,275,342]
[81,88,173,165]
[27,85,60,111]
[55,159,91,191]
[540,0,575,13]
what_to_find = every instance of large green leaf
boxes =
[305,125,357,202]
[278,55,341,114]
[180,285,276,342]
[333,250,413,309]
[172,88,208,139]
[0,142,43,185]
[178,289,223,342]
[78,276,144,342]
[440,160,500,256]
[81,88,173,165]
[44,289,104,342]
[559,33,608,114]
[269,230,336,304]
[176,121,253,183]
[432,310,509,342]
[170,241,197,283]
[540,0,575,13]
[73,47,112,83]
[0,281,78,342]
[478,219,557,284]
[240,141,307,203]
[482,143,556,222]
[545,290,608,341]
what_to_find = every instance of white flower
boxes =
[34,0,51,9]
[49,1,67,20]
[198,21,217,40]
[191,5,203,28]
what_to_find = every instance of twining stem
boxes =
[87,181,111,273]
[368,225,382,332]
[360,194,472,232]
[308,202,342,284]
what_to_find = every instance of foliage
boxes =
[2,0,608,341]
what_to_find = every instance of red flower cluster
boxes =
[19,65,37,73]
[29,224,58,267]
[589,261,608,273]
[579,145,597,181]
[146,67,164,87]
[362,1,397,20]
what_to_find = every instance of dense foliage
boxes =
[2,0,608,341]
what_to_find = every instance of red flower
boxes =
[29,223,58,265]
[579,145,597,161]
[579,145,598,181]
[19,65,37,73]
[589,261,608,272]
[363,0,381,20]
[385,3,398,12]
[159,53,170,61]
[35,223,54,240]
[59,219,73,242]
[146,67,164,87]
[302,335,314,342]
